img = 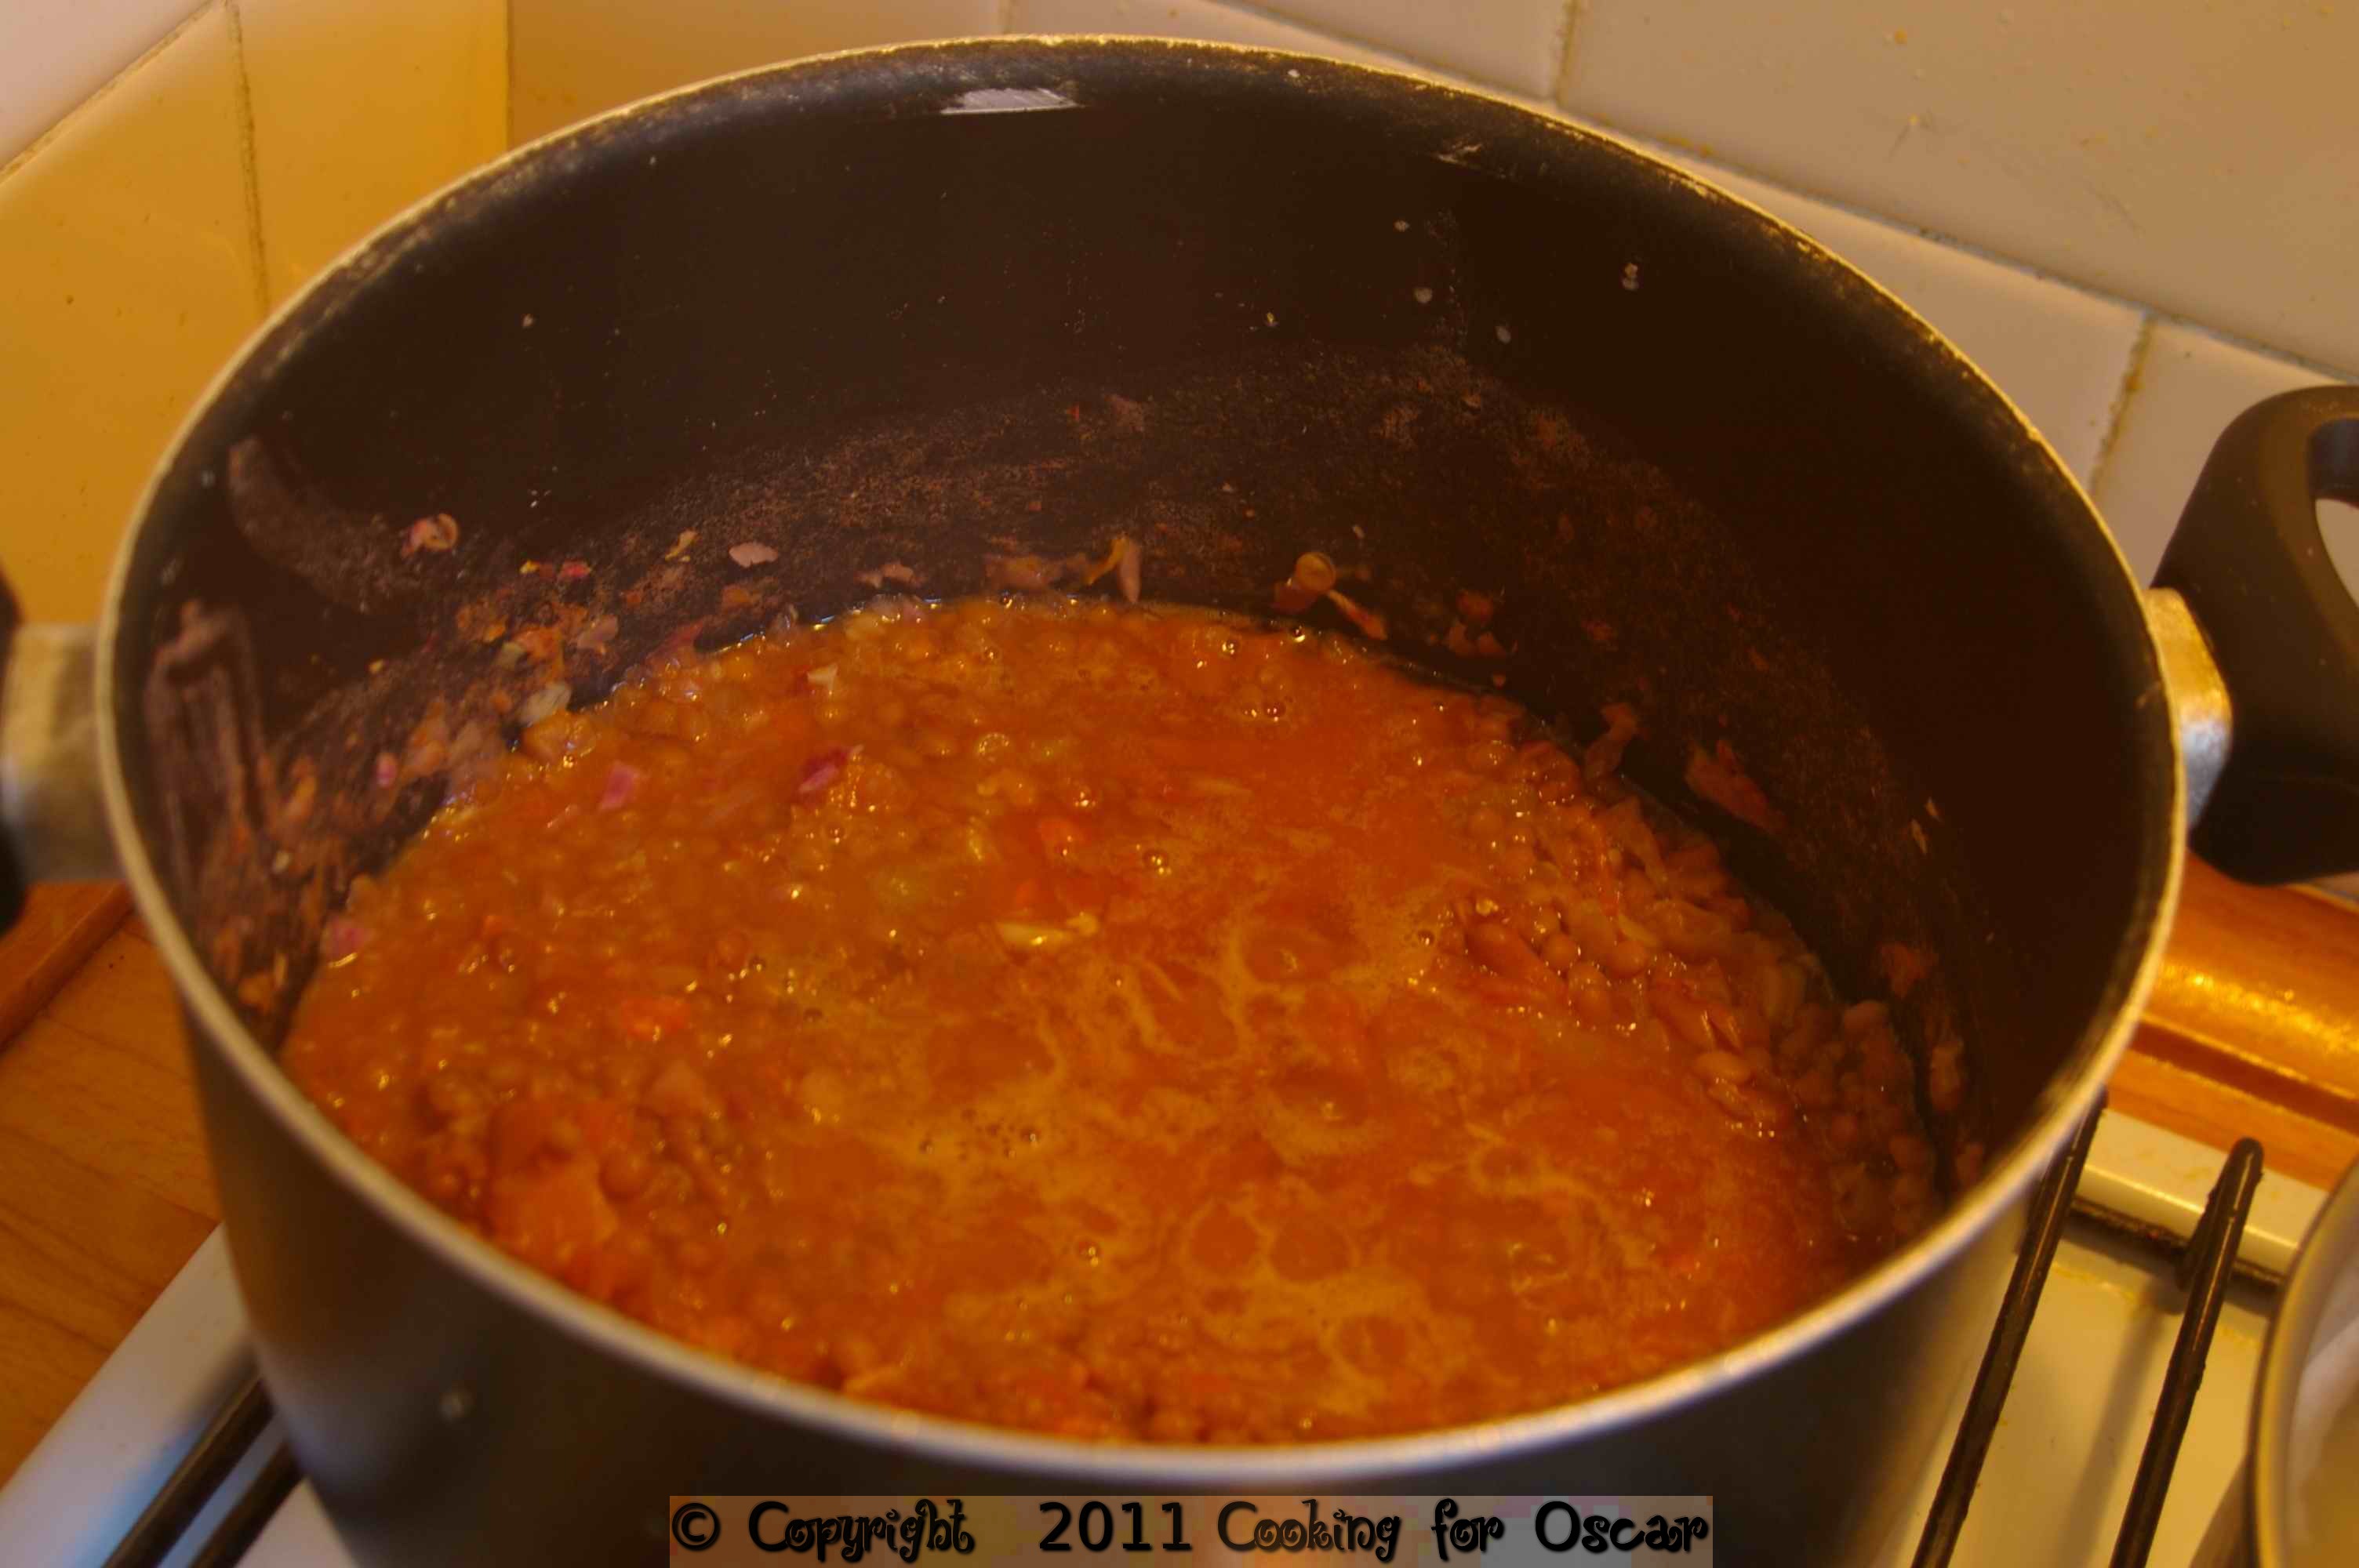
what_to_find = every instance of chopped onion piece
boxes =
[805,664,838,693]
[1271,579,1321,614]
[1116,538,1143,604]
[986,554,1058,591]
[598,762,642,811]
[322,917,369,962]
[995,912,1099,952]
[798,747,851,795]
[515,681,572,729]
[402,514,459,556]
[729,542,779,568]
[1325,589,1387,641]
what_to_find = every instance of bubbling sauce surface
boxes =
[285,597,1940,1441]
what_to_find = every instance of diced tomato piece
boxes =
[485,1157,619,1274]
[616,994,692,1042]
[490,1097,574,1174]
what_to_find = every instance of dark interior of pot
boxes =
[111,40,2173,1194]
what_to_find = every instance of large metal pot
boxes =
[5,37,2358,1568]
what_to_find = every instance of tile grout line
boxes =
[2085,314,2157,506]
[504,0,518,150]
[0,3,216,186]
[1211,0,1470,84]
[1545,0,1579,102]
[2132,310,2356,389]
[1542,97,2358,383]
[420,0,2350,390]
[220,0,273,317]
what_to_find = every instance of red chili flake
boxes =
[558,560,591,580]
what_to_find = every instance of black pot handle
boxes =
[2154,385,2359,884]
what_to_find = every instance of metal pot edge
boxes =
[86,34,2187,1488]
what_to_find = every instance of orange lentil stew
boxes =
[284,596,1945,1443]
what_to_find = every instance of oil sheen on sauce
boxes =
[283,596,1939,1442]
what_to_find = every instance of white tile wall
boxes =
[1009,0,1405,70]
[239,0,507,303]
[2095,321,2354,587]
[1559,0,2359,376]
[1012,1,2143,488]
[0,0,202,166]
[0,3,263,623]
[1621,147,2144,486]
[508,0,1001,143]
[1252,0,1566,97]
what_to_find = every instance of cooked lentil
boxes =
[284,595,1939,1442]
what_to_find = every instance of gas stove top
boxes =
[0,1112,2321,1568]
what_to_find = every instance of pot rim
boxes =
[95,35,2181,1483]
[2251,1158,2359,1562]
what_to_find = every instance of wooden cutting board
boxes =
[0,865,2353,1484]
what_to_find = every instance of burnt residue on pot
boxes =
[143,335,1993,1183]
[146,445,812,1040]
[111,36,2173,1240]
